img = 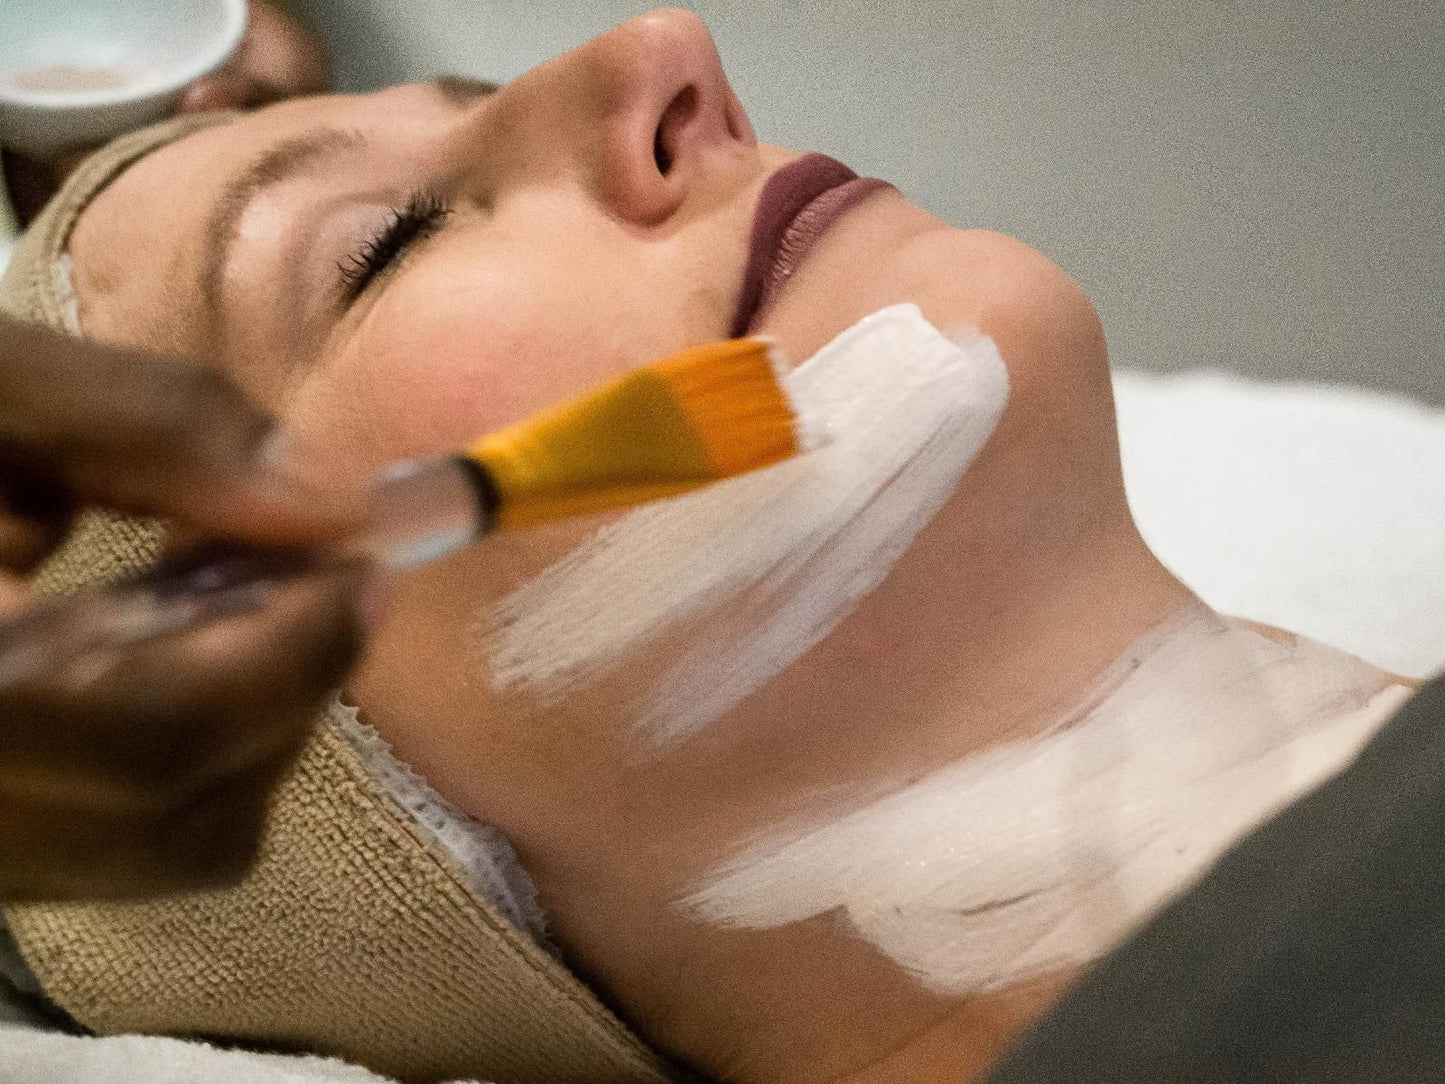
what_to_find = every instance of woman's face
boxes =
[74,15,768,454]
[71,8,1104,474]
[66,9,1149,1077]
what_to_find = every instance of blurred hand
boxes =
[180,0,333,113]
[0,316,372,900]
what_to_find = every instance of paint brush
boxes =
[365,334,803,566]
[0,336,806,687]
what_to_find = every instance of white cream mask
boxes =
[684,607,1414,994]
[476,304,1010,746]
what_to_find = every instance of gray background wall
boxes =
[297,0,1443,403]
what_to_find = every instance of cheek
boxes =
[283,193,724,470]
[286,274,635,469]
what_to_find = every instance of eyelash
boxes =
[336,190,452,303]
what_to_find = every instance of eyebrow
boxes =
[199,126,366,339]
[196,77,496,340]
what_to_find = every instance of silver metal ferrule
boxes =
[353,456,488,570]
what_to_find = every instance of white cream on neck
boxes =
[475,304,1010,746]
[683,607,1413,994]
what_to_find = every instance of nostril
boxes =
[653,83,698,176]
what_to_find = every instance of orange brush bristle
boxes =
[466,337,806,528]
[650,336,799,476]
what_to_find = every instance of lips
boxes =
[730,153,892,337]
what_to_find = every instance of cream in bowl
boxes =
[0,0,247,157]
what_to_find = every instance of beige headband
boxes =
[0,115,673,1084]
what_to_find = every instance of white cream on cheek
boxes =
[474,304,1011,746]
[683,608,1413,995]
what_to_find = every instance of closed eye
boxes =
[336,190,452,305]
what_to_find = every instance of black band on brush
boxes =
[453,454,502,533]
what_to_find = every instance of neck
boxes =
[666,579,1411,1084]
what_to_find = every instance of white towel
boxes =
[1116,369,1445,679]
[0,1017,486,1084]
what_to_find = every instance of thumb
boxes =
[180,70,272,113]
[65,368,371,545]
[0,319,368,546]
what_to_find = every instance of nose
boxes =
[464,9,756,226]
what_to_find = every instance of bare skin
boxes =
[49,9,1414,1081]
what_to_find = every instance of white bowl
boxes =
[0,0,247,158]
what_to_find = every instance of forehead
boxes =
[66,84,466,358]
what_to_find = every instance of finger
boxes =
[0,573,28,616]
[180,0,331,115]
[0,317,368,545]
[4,558,370,802]
[134,757,286,893]
[180,70,269,113]
[0,512,70,573]
[0,556,366,900]
[0,761,286,900]
[156,558,371,774]
[0,447,76,572]
[228,0,332,98]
